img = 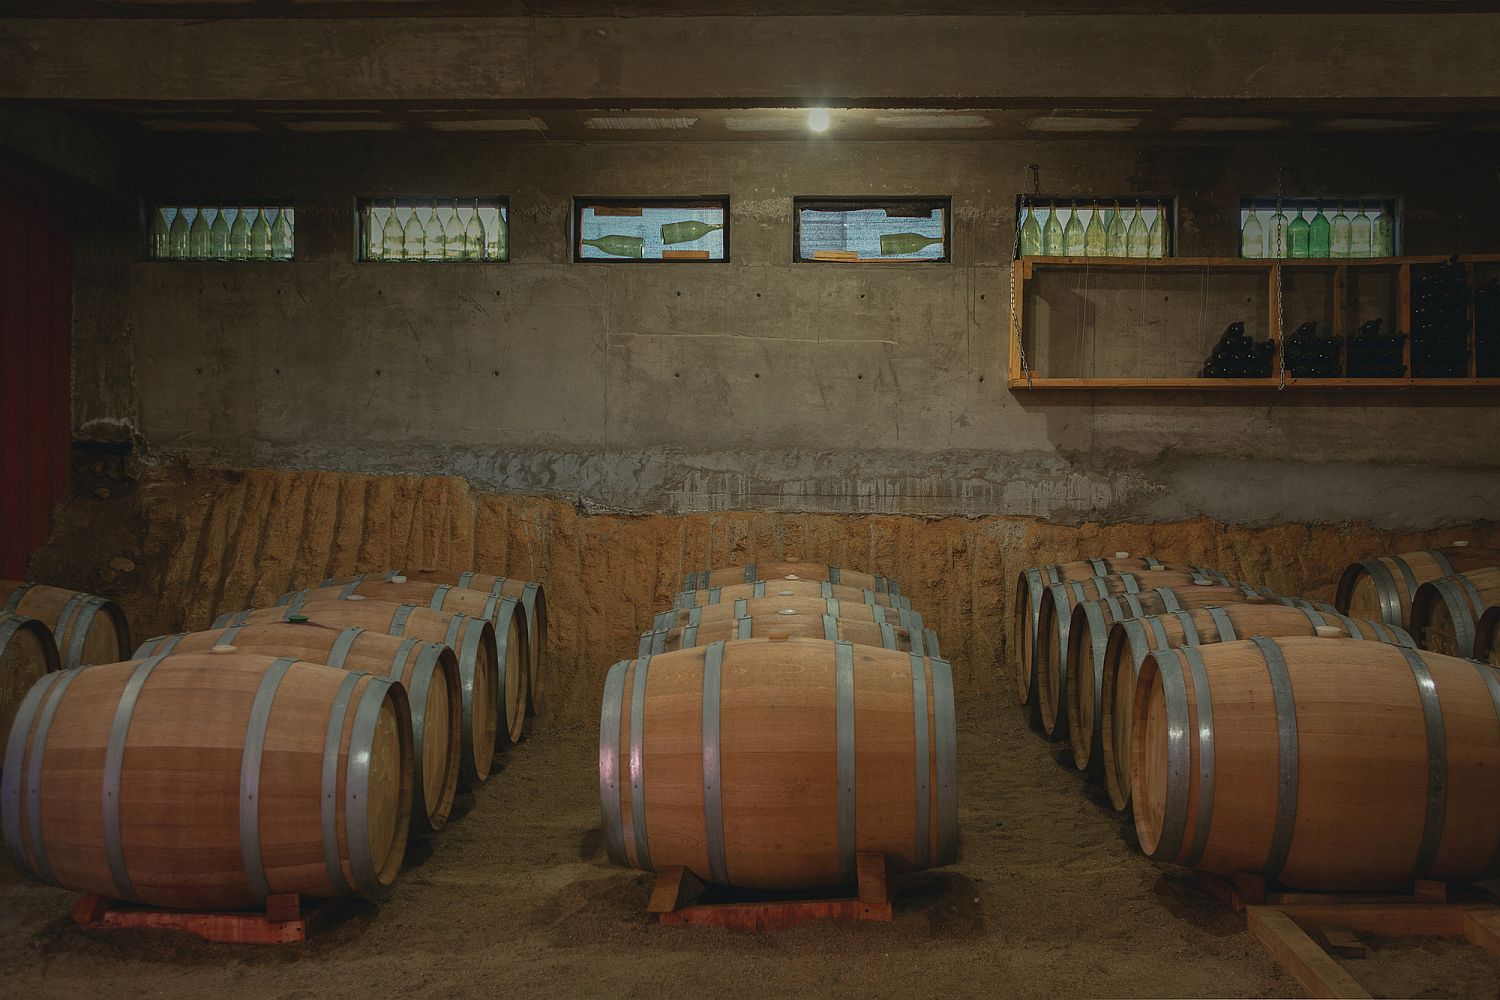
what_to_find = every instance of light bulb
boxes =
[807,107,831,132]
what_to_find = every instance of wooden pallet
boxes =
[649,853,894,932]
[70,892,321,944]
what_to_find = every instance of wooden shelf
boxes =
[1008,253,1500,391]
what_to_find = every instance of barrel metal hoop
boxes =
[1145,557,1163,571]
[598,661,629,866]
[336,580,359,600]
[345,676,395,894]
[1471,662,1500,879]
[882,622,899,650]
[241,656,297,902]
[1120,574,1141,595]
[636,632,654,659]
[64,597,103,670]
[388,638,421,680]
[925,631,941,659]
[1158,588,1182,614]
[734,598,747,618]
[629,655,654,871]
[835,640,857,883]
[49,592,87,666]
[442,613,462,650]
[1206,606,1237,643]
[1362,559,1404,626]
[932,657,958,865]
[1121,619,1152,670]
[1252,637,1299,881]
[742,564,756,583]
[681,623,697,649]
[328,627,365,668]
[909,651,932,869]
[1181,645,1216,869]
[1082,601,1111,719]
[1392,556,1419,601]
[287,593,310,616]
[1398,647,1448,880]
[1427,549,1458,579]
[391,603,418,636]
[1173,610,1201,647]
[707,585,721,604]
[2,581,36,614]
[686,605,702,627]
[1088,558,1107,576]
[1123,593,1145,618]
[858,584,873,605]
[867,600,882,624]
[735,618,750,640]
[481,595,500,625]
[3,669,69,883]
[103,654,172,902]
[319,671,362,895]
[1451,576,1485,656]
[1146,615,1171,650]
[1152,649,1193,862]
[427,584,452,611]
[701,642,729,884]
[1043,565,1061,585]
[457,571,476,590]
[406,645,441,823]
[1024,570,1047,650]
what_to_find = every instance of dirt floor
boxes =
[6,704,1500,1000]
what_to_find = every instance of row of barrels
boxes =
[1337,543,1500,663]
[1013,547,1500,891]
[2,568,548,910]
[599,562,959,890]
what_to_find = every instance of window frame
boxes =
[571,195,731,264]
[1014,195,1177,259]
[141,197,297,262]
[793,195,953,264]
[355,195,512,264]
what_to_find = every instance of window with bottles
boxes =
[573,197,729,262]
[1016,198,1171,259]
[359,198,508,263]
[1239,198,1398,259]
[793,197,950,263]
[145,201,294,261]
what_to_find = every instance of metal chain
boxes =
[1010,164,1041,385]
[1274,171,1287,391]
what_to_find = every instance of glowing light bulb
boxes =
[807,108,831,132]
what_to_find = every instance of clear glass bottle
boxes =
[270,208,293,261]
[443,199,464,260]
[383,200,404,260]
[1329,203,1351,258]
[1083,205,1107,257]
[1042,203,1064,257]
[1126,202,1148,258]
[247,206,272,260]
[403,202,426,260]
[1019,205,1043,257]
[1267,203,1290,259]
[229,204,251,259]
[463,199,485,261]
[366,206,385,261]
[1063,207,1085,256]
[490,203,508,261]
[208,206,230,259]
[1147,204,1164,258]
[1373,208,1395,257]
[422,200,444,261]
[1241,206,1264,258]
[168,207,190,259]
[1105,201,1127,257]
[187,207,210,259]
[148,206,171,259]
[1349,203,1373,258]
[1288,207,1310,258]
[1308,201,1331,258]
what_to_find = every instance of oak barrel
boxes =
[638,612,939,658]
[675,579,912,612]
[1478,607,1500,666]
[1335,544,1500,629]
[1409,567,1500,659]
[135,621,461,833]
[599,637,956,889]
[313,570,549,717]
[274,581,528,747]
[213,600,498,785]
[0,581,131,670]
[2,651,412,909]
[654,595,924,635]
[1096,605,1412,811]
[1131,637,1500,891]
[0,613,60,757]
[683,563,900,596]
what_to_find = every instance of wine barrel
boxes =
[599,637,956,889]
[654,595,924,634]
[1012,559,1229,709]
[0,613,60,756]
[1477,607,1500,666]
[134,621,461,833]
[1031,573,1291,738]
[0,581,131,670]
[2,651,412,909]
[212,600,498,785]
[1410,567,1500,659]
[310,570,548,717]
[675,579,912,612]
[683,563,900,596]
[638,613,939,658]
[274,581,528,747]
[1096,606,1412,812]
[1130,637,1500,891]
[1335,543,1500,628]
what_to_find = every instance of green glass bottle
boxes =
[1019,206,1042,257]
[1308,201,1331,257]
[1349,203,1372,258]
[1288,208,1310,258]
[1329,203,1351,258]
[661,220,723,245]
[1241,206,1264,258]
[1105,201,1127,257]
[208,207,230,260]
[489,204,508,261]
[443,199,464,260]
[1042,203,1064,256]
[1083,207,1106,257]
[187,207,210,259]
[582,234,644,258]
[1373,209,1395,257]
[463,199,485,261]
[248,207,272,260]
[229,204,251,259]
[1125,202,1148,258]
[879,232,943,256]
[1063,207,1085,256]
[1267,203,1289,259]
[270,208,293,261]
[1147,205,1165,258]
[403,204,425,260]
[382,200,404,260]
[148,206,170,259]
[167,207,190,260]
[422,200,444,262]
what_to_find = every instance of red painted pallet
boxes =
[649,853,894,932]
[70,892,320,944]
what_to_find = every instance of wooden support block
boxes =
[856,852,894,921]
[1194,870,1265,912]
[1231,872,1267,905]
[1320,927,1367,959]
[70,893,314,945]
[647,866,706,914]
[1271,902,1484,937]
[1412,879,1447,903]
[1463,909,1500,956]
[659,898,875,932]
[265,893,301,923]
[69,894,109,926]
[1248,907,1370,1000]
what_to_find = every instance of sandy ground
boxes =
[5,702,1500,1000]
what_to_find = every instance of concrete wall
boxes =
[75,130,1500,528]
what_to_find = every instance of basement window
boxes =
[1238,197,1399,259]
[573,197,729,262]
[144,201,295,261]
[359,197,509,262]
[1015,198,1171,259]
[795,197,950,263]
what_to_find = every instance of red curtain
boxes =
[0,168,72,579]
